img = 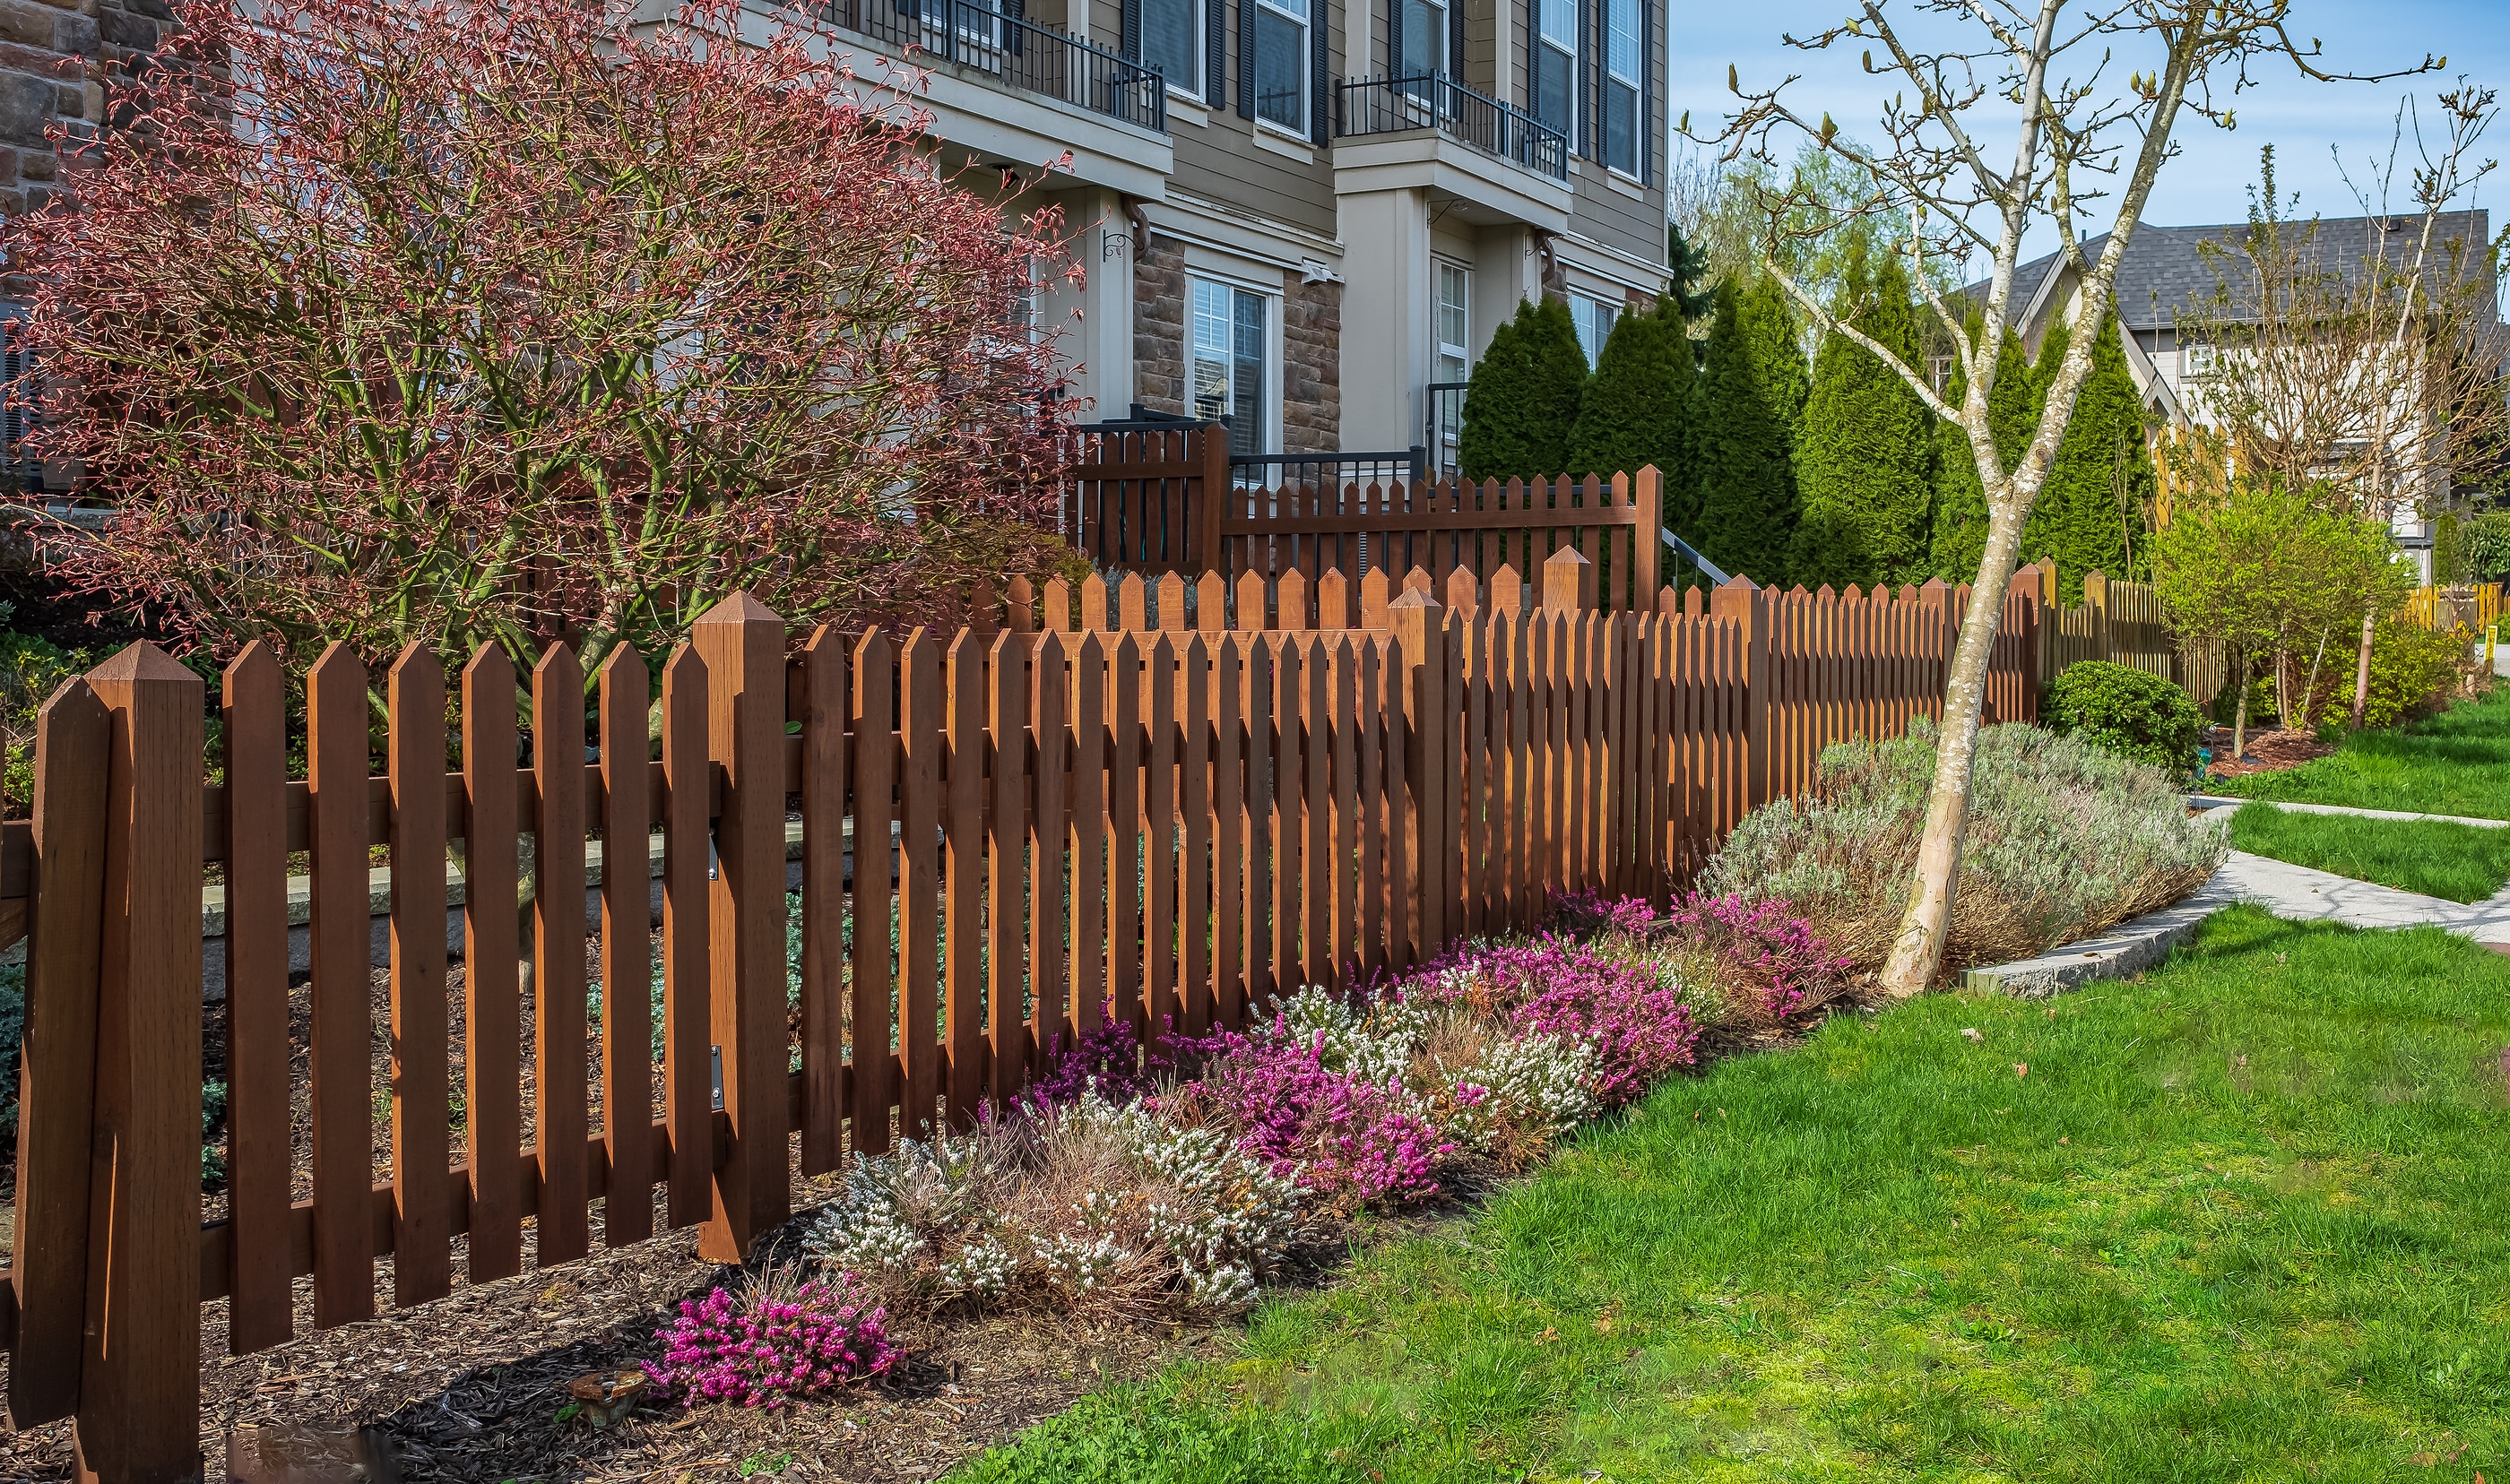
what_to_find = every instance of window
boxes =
[1570,292,1615,367]
[1433,263,1470,464]
[1192,278,1271,452]
[1603,0,1640,175]
[1533,0,1576,142]
[2184,344,2218,376]
[1141,0,1200,97]
[1254,0,1307,130]
[1400,0,1446,78]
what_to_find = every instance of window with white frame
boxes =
[1571,291,1615,367]
[1401,0,1447,78]
[1254,0,1308,130]
[1141,0,1201,98]
[1434,263,1470,462]
[1603,0,1640,175]
[1534,0,1576,142]
[1192,277,1271,450]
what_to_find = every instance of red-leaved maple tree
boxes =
[7,0,1078,675]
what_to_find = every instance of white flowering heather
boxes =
[1034,1228,1134,1292]
[801,1189,924,1272]
[937,1232,1016,1297]
[1445,1032,1602,1150]
[1128,1117,1303,1313]
[1256,986,1426,1085]
[801,1131,1005,1290]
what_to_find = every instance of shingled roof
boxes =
[1970,210,2496,333]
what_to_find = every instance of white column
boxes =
[1470,224,1540,359]
[1037,186,1135,424]
[1338,186,1432,450]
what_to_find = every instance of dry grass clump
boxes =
[1700,720,2227,975]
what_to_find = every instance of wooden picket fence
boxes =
[0,545,2046,1481]
[2404,582,2506,634]
[2031,565,2230,707]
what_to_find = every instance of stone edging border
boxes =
[1961,875,2241,998]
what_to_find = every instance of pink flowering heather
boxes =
[1025,1005,1155,1110]
[1173,1028,1451,1208]
[1664,892,1855,1021]
[1551,890,1661,938]
[645,1273,897,1408]
[1413,937,1699,1106]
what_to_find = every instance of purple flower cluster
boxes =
[1551,889,1661,938]
[645,1275,897,1408]
[1025,1005,1154,1109]
[1422,938,1698,1105]
[1180,1028,1451,1207]
[1662,892,1853,1020]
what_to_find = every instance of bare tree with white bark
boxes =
[1700,0,2436,995]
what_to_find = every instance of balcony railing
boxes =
[1334,73,1568,182]
[826,0,1166,134]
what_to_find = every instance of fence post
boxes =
[1710,579,1771,811]
[694,592,792,1262]
[1196,426,1230,574]
[1543,546,1595,614]
[7,677,109,1431]
[76,644,203,1484]
[2084,570,2110,667]
[1389,590,1446,964]
[1632,466,1662,605]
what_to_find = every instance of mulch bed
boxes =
[2200,723,2334,781]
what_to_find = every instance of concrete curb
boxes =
[1961,874,2242,998]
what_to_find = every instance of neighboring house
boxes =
[1989,211,2498,578]
[783,0,1672,470]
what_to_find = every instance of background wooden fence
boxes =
[2030,565,2229,707]
[1,548,2053,1480]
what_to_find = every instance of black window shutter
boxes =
[1238,0,1255,117]
[1640,0,1651,181]
[1207,0,1225,99]
[1007,0,1026,57]
[1121,0,1139,59]
[1582,0,1597,160]
[1311,0,1329,142]
[1448,0,1464,78]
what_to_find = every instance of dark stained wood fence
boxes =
[0,540,2047,1481]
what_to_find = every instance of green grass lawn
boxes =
[2211,684,2510,821]
[956,906,2510,1483]
[2229,800,2510,902]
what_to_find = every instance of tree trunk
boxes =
[2350,600,2376,728]
[2298,627,2330,735]
[2232,651,2253,763]
[1876,487,2034,997]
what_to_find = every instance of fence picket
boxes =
[597,645,653,1246]
[988,631,1033,1106]
[460,649,524,1280]
[387,645,452,1301]
[800,627,848,1175]
[1028,634,1069,1067]
[947,631,990,1130]
[219,650,290,1357]
[901,632,945,1138]
[531,644,592,1267]
[1180,635,1214,1033]
[658,645,712,1229]
[307,645,373,1327]
[851,630,896,1158]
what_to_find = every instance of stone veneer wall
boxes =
[0,0,159,220]
[1133,230,1343,453]
[1131,232,1188,418]
[1280,277,1339,454]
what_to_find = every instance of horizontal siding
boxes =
[1165,0,1342,240]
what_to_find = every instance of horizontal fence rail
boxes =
[3,539,2056,1480]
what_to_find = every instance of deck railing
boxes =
[1334,72,1568,181]
[826,0,1166,133]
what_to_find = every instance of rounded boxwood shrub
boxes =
[2042,660,2204,772]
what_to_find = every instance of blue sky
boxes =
[1670,0,2510,256]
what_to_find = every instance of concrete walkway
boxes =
[2195,800,2510,946]
[2190,794,2510,830]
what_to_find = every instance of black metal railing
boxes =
[1424,380,1467,477]
[1233,447,1427,490]
[1334,73,1567,182]
[827,0,1166,134]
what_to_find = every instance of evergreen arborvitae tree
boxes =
[1665,222,1714,320]
[1565,294,1692,504]
[2020,320,2072,568]
[1790,246,1934,591]
[2028,315,2153,602]
[1458,297,1588,483]
[1688,277,1802,586]
[1928,322,2042,582]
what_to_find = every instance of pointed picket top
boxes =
[1684,583,1708,617]
[1005,574,1037,634]
[1815,583,1837,604]
[1489,563,1524,617]
[387,638,446,696]
[1919,576,1948,603]
[1079,574,1111,631]
[1042,575,1073,633]
[1359,567,1392,629]
[1841,584,1862,604]
[1276,567,1310,632]
[1075,626,1108,669]
[1402,565,1434,597]
[1788,584,1812,600]
[1235,568,1268,631]
[1316,567,1349,629]
[1899,583,1919,604]
[532,638,584,704]
[224,639,282,698]
[1157,572,1187,632]
[853,625,895,677]
[1442,565,1476,615]
[306,638,368,689]
[1118,573,1147,632]
[1196,571,1229,633]
[461,638,515,698]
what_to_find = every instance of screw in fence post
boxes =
[74,643,203,1484]
[692,592,791,1263]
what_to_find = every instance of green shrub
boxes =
[1698,720,2226,976]
[0,961,22,1136]
[2043,660,2204,772]
[1457,297,1586,484]
[2,629,91,813]
[2210,669,2276,729]
[2333,617,2470,729]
